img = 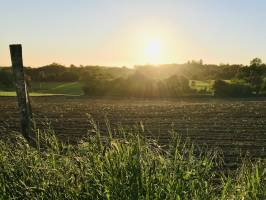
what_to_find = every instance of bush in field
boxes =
[163,75,192,97]
[213,80,252,97]
[81,71,112,96]
[82,78,109,96]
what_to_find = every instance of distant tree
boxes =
[246,58,265,94]
[69,64,77,68]
[250,58,262,67]
[190,59,203,65]
[163,75,192,96]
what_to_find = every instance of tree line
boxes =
[1,58,266,97]
[213,58,266,97]
[0,61,242,85]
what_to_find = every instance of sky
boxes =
[1,0,266,67]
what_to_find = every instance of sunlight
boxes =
[144,39,162,64]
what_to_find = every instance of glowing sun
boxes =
[144,39,162,64]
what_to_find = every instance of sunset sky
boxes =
[1,0,266,67]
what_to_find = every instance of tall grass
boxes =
[0,122,265,199]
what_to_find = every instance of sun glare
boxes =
[144,39,162,64]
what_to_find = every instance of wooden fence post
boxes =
[9,44,33,141]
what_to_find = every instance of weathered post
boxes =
[9,44,33,141]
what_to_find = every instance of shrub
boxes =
[213,80,252,97]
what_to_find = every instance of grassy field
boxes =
[189,80,236,94]
[30,82,84,96]
[0,91,62,97]
[189,80,215,93]
[189,80,212,91]
[0,122,265,199]
[0,82,83,96]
